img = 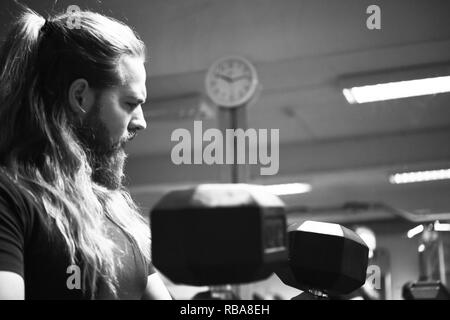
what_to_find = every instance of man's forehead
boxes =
[117,55,147,100]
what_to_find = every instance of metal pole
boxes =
[217,104,249,299]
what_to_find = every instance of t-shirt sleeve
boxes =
[0,173,32,277]
[0,180,28,277]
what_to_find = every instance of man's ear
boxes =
[68,79,95,115]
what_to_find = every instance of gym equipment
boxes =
[403,221,450,300]
[151,184,370,299]
[417,222,450,288]
[150,183,288,286]
[275,220,369,299]
[402,281,450,300]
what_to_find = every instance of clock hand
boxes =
[214,73,231,83]
[231,74,249,82]
[222,75,234,83]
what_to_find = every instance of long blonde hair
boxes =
[0,7,150,298]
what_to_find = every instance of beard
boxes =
[74,103,130,190]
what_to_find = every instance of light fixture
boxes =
[418,244,425,253]
[389,168,450,184]
[434,221,450,232]
[343,75,450,104]
[263,183,311,196]
[407,225,424,238]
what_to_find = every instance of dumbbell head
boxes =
[150,184,288,286]
[276,220,369,296]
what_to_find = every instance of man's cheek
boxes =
[102,121,126,147]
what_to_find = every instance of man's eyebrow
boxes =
[126,95,147,104]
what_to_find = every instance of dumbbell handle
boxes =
[209,285,238,300]
[292,290,329,300]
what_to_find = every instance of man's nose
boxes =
[129,105,147,131]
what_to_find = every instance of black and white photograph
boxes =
[0,0,449,308]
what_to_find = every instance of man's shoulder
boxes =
[0,168,39,221]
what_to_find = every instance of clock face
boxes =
[205,56,259,107]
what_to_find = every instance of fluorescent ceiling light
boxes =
[407,225,424,238]
[264,183,311,196]
[389,168,450,184]
[434,221,450,232]
[343,75,450,104]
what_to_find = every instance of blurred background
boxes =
[2,0,450,299]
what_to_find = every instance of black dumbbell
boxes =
[150,184,288,286]
[275,220,369,299]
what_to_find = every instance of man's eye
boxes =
[126,102,139,109]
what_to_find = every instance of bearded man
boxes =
[0,7,171,300]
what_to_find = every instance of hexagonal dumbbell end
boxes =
[150,184,288,286]
[276,220,369,297]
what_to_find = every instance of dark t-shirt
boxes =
[0,172,155,299]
